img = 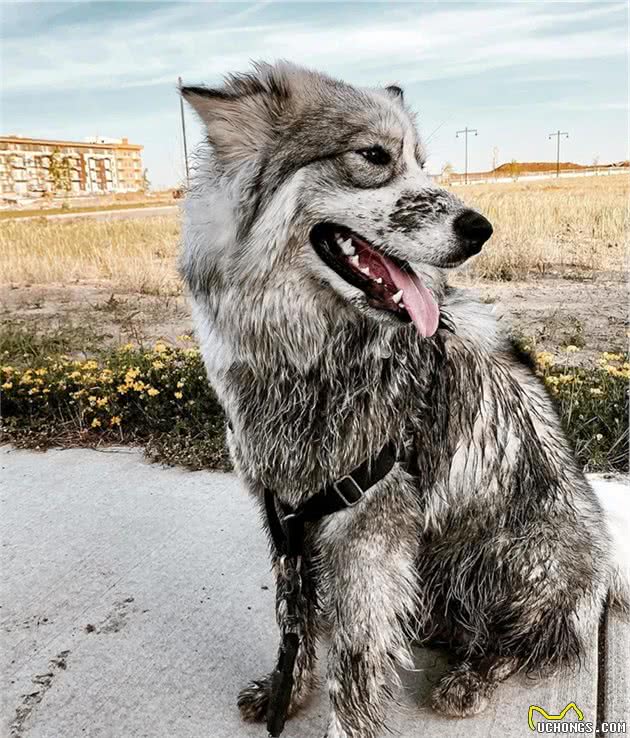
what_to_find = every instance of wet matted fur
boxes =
[180,62,627,738]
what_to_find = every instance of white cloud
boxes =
[2,1,626,94]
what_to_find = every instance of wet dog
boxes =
[180,62,628,738]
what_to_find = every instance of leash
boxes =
[263,441,399,737]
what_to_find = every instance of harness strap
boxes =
[263,440,399,737]
[264,440,398,557]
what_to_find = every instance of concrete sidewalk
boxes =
[1,447,624,737]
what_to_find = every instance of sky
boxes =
[1,1,627,188]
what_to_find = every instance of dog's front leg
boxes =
[323,501,419,738]
[238,550,319,723]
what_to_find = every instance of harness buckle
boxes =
[331,475,364,507]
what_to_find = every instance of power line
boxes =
[548,130,569,178]
[456,127,478,184]
[178,76,190,188]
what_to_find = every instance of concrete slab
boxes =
[0,447,611,737]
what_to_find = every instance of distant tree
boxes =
[509,158,519,181]
[142,168,151,193]
[440,162,454,183]
[591,155,600,174]
[48,148,71,193]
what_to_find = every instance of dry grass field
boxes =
[0,174,626,294]
[1,216,181,295]
[458,174,628,279]
[0,174,627,367]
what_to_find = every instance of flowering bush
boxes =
[1,342,628,472]
[535,349,629,472]
[1,340,229,470]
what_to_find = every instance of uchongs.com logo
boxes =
[528,703,627,734]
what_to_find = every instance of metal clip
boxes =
[332,475,364,506]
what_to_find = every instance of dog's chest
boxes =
[224,345,436,496]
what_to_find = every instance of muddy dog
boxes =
[180,62,629,738]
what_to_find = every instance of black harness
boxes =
[263,441,399,737]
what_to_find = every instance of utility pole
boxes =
[548,130,568,178]
[178,76,190,187]
[456,127,478,184]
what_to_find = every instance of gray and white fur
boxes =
[180,62,629,738]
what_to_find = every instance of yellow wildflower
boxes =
[110,415,122,427]
[536,351,555,368]
[96,397,108,407]
[83,360,98,371]
[91,418,101,428]
[152,360,165,370]
[601,352,623,363]
[2,382,13,390]
[88,395,97,405]
[69,371,81,379]
[132,381,146,392]
[34,368,48,376]
[174,391,183,400]
[147,387,160,397]
[606,366,630,379]
[28,387,39,395]
[153,342,167,354]
[176,380,185,388]
[564,345,579,353]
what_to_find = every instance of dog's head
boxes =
[182,62,492,338]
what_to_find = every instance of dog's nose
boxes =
[453,210,493,254]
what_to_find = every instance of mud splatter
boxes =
[10,650,70,738]
[87,596,136,635]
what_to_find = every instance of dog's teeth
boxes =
[360,267,370,275]
[340,238,356,256]
[374,277,383,284]
[350,255,360,267]
[392,290,403,304]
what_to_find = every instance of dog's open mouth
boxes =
[310,223,440,338]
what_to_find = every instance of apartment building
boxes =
[0,135,144,199]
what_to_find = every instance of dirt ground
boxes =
[1,272,626,366]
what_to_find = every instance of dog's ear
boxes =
[385,85,404,103]
[181,83,278,166]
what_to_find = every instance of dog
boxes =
[180,62,629,738]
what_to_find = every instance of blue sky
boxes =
[2,1,627,188]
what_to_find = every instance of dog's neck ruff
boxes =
[263,441,399,737]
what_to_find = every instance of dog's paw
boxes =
[237,678,271,722]
[431,664,492,718]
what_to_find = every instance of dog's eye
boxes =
[356,146,391,166]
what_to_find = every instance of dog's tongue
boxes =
[383,259,440,337]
